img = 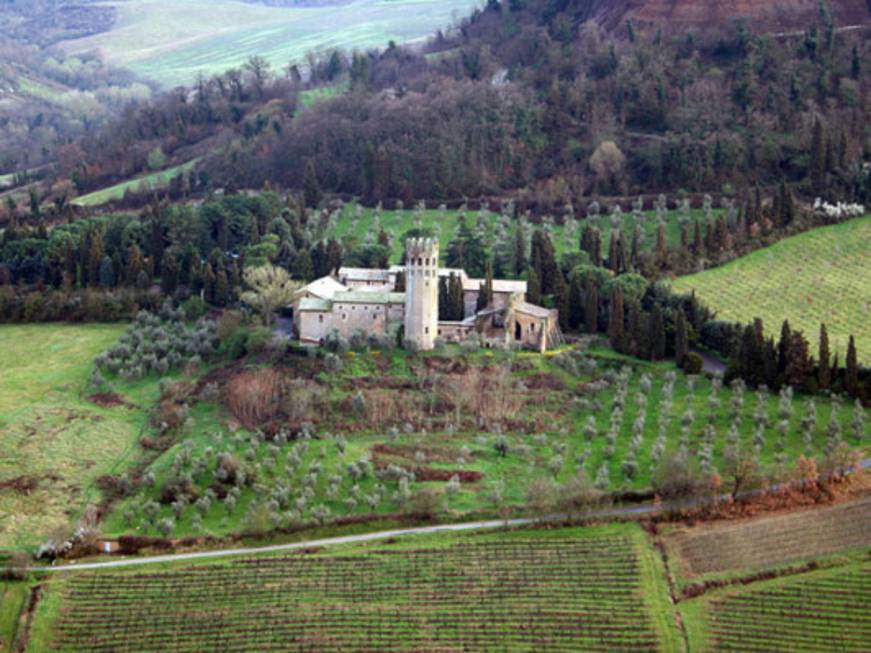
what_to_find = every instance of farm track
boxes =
[30,456,871,573]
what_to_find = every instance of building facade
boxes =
[295,239,561,352]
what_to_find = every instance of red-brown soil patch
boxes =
[88,392,134,408]
[0,475,38,494]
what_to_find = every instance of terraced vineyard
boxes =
[33,526,679,652]
[694,564,871,652]
[664,496,871,581]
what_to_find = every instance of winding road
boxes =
[29,457,870,573]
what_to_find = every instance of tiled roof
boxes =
[463,278,527,294]
[333,291,406,305]
[298,297,332,312]
[337,267,391,281]
[296,276,347,299]
[513,301,553,319]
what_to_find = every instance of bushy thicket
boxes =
[94,304,216,380]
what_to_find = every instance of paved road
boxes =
[29,457,870,573]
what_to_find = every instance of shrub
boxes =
[225,369,283,429]
[682,352,703,375]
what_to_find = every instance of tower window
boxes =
[318,315,323,323]
[425,327,429,334]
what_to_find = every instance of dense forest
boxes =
[19,0,867,212]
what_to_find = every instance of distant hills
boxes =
[581,0,870,36]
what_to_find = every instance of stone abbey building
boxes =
[294,238,560,352]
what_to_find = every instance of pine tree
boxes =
[584,281,598,334]
[845,335,859,397]
[650,304,666,361]
[608,284,624,349]
[818,323,831,390]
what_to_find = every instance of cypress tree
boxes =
[810,118,826,192]
[215,269,230,306]
[553,268,569,330]
[438,276,449,319]
[527,267,542,306]
[608,283,624,349]
[650,304,666,361]
[514,221,527,276]
[161,252,180,294]
[584,281,599,334]
[627,303,643,357]
[203,263,217,304]
[818,324,831,390]
[692,220,703,256]
[303,160,322,208]
[654,223,667,267]
[87,231,104,287]
[126,245,144,286]
[568,274,584,330]
[845,336,859,397]
[98,255,115,289]
[476,263,494,312]
[450,273,465,319]
[777,320,792,376]
[607,229,624,274]
[675,308,688,368]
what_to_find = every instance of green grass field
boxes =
[72,159,199,207]
[26,523,682,652]
[673,216,871,364]
[60,0,481,88]
[333,203,717,264]
[0,325,163,550]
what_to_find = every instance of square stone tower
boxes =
[404,238,439,350]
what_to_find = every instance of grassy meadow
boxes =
[673,215,871,364]
[0,324,161,550]
[60,0,481,88]
[72,159,199,207]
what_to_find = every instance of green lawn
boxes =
[28,523,682,652]
[673,216,871,364]
[299,82,347,109]
[72,159,199,207]
[61,0,482,88]
[0,324,163,550]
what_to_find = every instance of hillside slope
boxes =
[673,216,871,364]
